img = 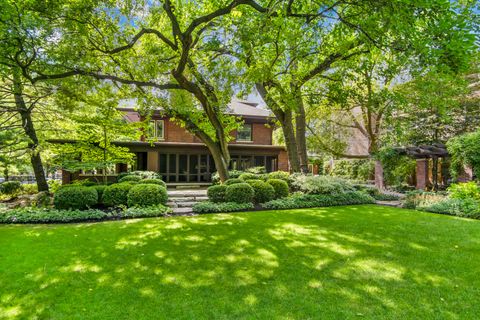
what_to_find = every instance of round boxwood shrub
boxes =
[239,173,258,181]
[118,175,142,183]
[224,178,243,185]
[90,185,107,204]
[250,180,275,203]
[0,181,22,195]
[245,179,263,185]
[225,183,254,204]
[207,185,228,203]
[139,178,167,188]
[127,184,168,207]
[267,179,289,199]
[268,171,290,181]
[103,183,135,207]
[54,186,98,210]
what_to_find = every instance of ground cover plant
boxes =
[1,205,479,319]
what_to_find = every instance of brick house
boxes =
[57,100,288,184]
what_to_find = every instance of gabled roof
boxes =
[117,98,271,118]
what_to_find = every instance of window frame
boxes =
[148,119,165,140]
[236,123,253,142]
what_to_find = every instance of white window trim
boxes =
[156,120,165,140]
[237,123,253,142]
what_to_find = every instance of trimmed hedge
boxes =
[103,183,134,207]
[54,186,98,210]
[0,205,172,224]
[118,175,142,183]
[268,171,290,181]
[0,181,22,195]
[244,179,263,185]
[249,180,275,203]
[239,173,258,181]
[224,178,243,185]
[267,179,289,199]
[262,191,375,210]
[139,179,167,188]
[225,183,254,204]
[192,201,254,214]
[127,184,168,207]
[207,185,228,203]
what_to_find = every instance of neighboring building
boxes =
[57,100,288,184]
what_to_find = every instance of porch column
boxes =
[416,159,429,190]
[374,160,385,190]
[147,151,159,172]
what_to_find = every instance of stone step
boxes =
[169,197,196,202]
[172,207,194,214]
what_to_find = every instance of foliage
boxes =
[53,186,98,210]
[211,170,244,185]
[118,175,142,183]
[262,192,375,210]
[245,166,266,174]
[207,185,228,203]
[117,171,161,181]
[0,205,171,224]
[249,180,275,204]
[33,191,51,208]
[375,147,416,185]
[48,180,62,194]
[266,179,289,199]
[138,179,167,188]
[267,171,290,182]
[419,198,480,219]
[90,185,107,204]
[224,178,243,185]
[238,173,258,181]
[22,183,38,195]
[402,191,447,209]
[225,183,254,204]
[448,182,480,201]
[327,159,375,181]
[192,201,254,214]
[127,184,168,207]
[102,183,134,207]
[290,175,354,195]
[447,130,480,179]
[0,181,22,195]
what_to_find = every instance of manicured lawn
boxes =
[1,205,480,319]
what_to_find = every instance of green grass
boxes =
[1,205,480,319]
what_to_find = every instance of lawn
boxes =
[1,205,479,319]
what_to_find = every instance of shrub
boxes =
[224,178,243,185]
[268,171,290,181]
[249,180,275,203]
[246,166,266,174]
[33,191,51,208]
[267,179,289,199]
[244,179,263,185]
[139,179,167,188]
[262,191,375,210]
[419,198,480,219]
[118,175,142,183]
[403,191,446,209]
[239,173,258,181]
[0,181,22,195]
[225,183,254,203]
[103,183,135,207]
[192,201,254,214]
[290,175,354,195]
[48,180,62,193]
[90,185,107,204]
[207,185,228,203]
[117,171,161,182]
[211,170,244,185]
[127,184,168,207]
[448,182,480,200]
[77,179,97,186]
[54,186,98,210]
[22,183,38,195]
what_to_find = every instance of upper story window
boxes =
[147,120,165,140]
[237,123,252,142]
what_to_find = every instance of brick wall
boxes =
[278,150,289,171]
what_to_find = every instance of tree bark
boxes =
[294,93,309,173]
[12,71,49,192]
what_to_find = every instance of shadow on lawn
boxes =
[1,205,478,319]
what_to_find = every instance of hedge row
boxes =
[0,205,172,224]
[192,202,254,214]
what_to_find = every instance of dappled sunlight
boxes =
[333,259,405,281]
[60,260,102,273]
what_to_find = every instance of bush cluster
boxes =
[211,170,244,185]
[225,183,254,203]
[117,171,161,181]
[290,175,354,195]
[267,179,289,199]
[239,173,258,181]
[118,175,142,183]
[262,191,375,210]
[249,180,275,203]
[54,186,98,210]
[102,183,135,207]
[90,185,107,204]
[448,182,480,200]
[419,198,480,219]
[0,181,22,195]
[127,184,168,207]
[267,171,290,182]
[138,179,167,188]
[192,201,254,214]
[207,185,227,203]
[224,178,243,185]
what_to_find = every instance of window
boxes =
[237,123,252,142]
[147,120,165,140]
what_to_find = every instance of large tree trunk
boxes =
[294,93,309,173]
[13,71,49,192]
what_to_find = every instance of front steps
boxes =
[167,189,208,215]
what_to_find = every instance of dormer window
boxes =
[147,120,165,140]
[237,123,252,142]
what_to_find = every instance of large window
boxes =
[147,120,165,140]
[237,123,252,142]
